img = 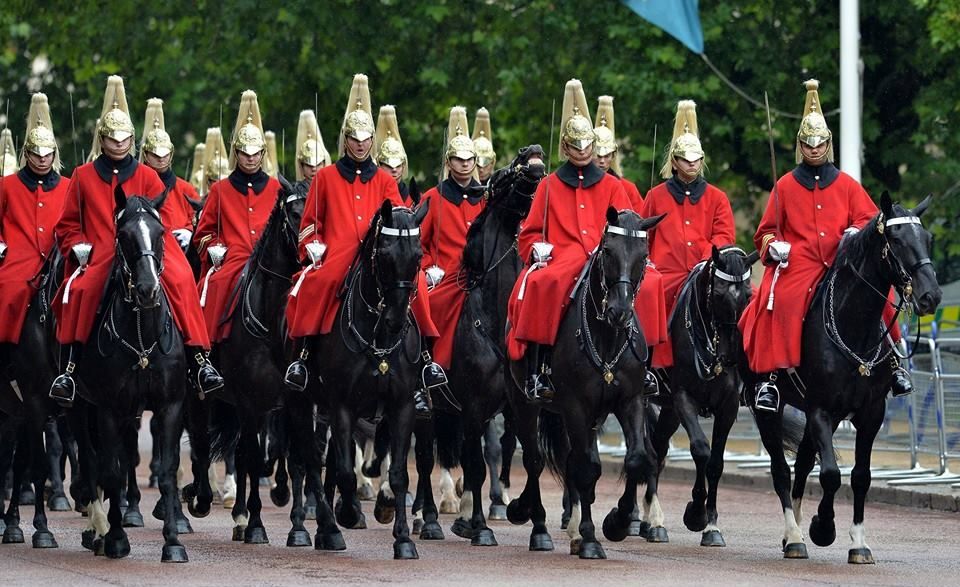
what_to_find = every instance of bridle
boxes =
[115,203,164,306]
[593,224,647,320]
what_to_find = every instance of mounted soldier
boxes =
[592,96,643,210]
[738,79,912,412]
[0,93,70,368]
[284,73,439,417]
[293,109,331,193]
[48,76,221,404]
[472,107,496,184]
[374,105,417,205]
[193,90,282,344]
[201,127,231,194]
[640,100,736,380]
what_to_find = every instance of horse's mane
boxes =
[833,212,882,269]
[244,191,287,270]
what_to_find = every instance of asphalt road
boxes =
[3,451,959,586]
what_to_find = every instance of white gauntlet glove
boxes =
[172,229,193,249]
[425,265,445,289]
[71,243,93,267]
[305,241,327,266]
[843,226,860,236]
[531,241,554,264]
[0,241,7,261]
[207,243,227,270]
[767,240,791,264]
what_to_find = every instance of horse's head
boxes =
[277,175,308,254]
[370,198,429,334]
[879,191,941,316]
[486,144,546,218]
[597,207,665,329]
[707,245,759,325]
[113,184,167,308]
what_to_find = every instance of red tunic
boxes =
[286,158,437,338]
[421,179,485,369]
[506,162,633,360]
[641,178,736,367]
[158,170,200,231]
[738,165,877,372]
[53,155,210,347]
[0,170,69,343]
[620,176,645,210]
[193,170,280,342]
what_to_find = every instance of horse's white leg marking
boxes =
[792,496,804,528]
[566,502,582,540]
[458,487,474,521]
[783,508,803,545]
[89,492,108,538]
[439,467,460,513]
[648,494,665,528]
[849,523,870,551]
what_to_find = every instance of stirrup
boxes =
[49,365,77,407]
[642,370,660,397]
[754,378,780,413]
[421,352,448,390]
[890,366,914,398]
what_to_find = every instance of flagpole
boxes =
[840,0,862,181]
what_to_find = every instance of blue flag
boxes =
[622,0,704,54]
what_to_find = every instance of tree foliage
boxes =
[1,0,958,280]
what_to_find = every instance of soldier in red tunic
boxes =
[139,98,200,250]
[374,105,418,205]
[49,76,222,403]
[473,107,497,184]
[641,100,736,379]
[505,79,635,401]
[284,74,438,416]
[0,94,70,370]
[193,90,281,344]
[738,79,911,412]
[293,109,330,194]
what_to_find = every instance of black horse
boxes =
[67,186,190,561]
[306,200,429,559]
[641,245,758,547]
[507,208,665,559]
[747,192,940,563]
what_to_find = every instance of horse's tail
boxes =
[435,411,462,470]
[779,407,807,457]
[209,400,241,462]
[538,410,568,485]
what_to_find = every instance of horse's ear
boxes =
[711,245,722,265]
[639,212,667,231]
[414,196,430,225]
[606,206,618,226]
[880,190,894,217]
[746,249,761,266]
[114,183,127,216]
[151,188,169,212]
[408,176,420,202]
[913,193,933,217]
[277,173,294,196]
[380,199,393,226]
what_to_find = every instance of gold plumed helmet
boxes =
[229,90,266,167]
[472,107,496,168]
[559,79,595,157]
[796,79,833,164]
[374,105,407,170]
[203,127,231,184]
[295,109,330,180]
[660,100,704,179]
[190,143,206,193]
[594,95,622,176]
[140,98,174,160]
[445,106,476,160]
[339,73,375,155]
[21,93,61,172]
[263,130,279,178]
[1,129,17,176]
[92,75,136,159]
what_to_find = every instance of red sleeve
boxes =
[623,180,644,212]
[847,180,877,229]
[710,188,737,247]
[55,173,85,256]
[192,182,221,256]
[609,180,632,212]
[518,175,549,264]
[297,170,326,262]
[754,183,782,265]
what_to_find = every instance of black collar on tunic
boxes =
[792,162,840,190]
[228,168,270,195]
[158,168,178,192]
[556,160,604,188]
[335,156,377,184]
[17,167,61,192]
[439,177,483,206]
[666,174,707,205]
[93,154,138,184]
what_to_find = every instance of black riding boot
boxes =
[642,370,660,397]
[652,367,672,396]
[522,343,554,403]
[284,340,310,392]
[49,343,82,406]
[413,350,445,420]
[754,373,780,412]
[890,357,914,398]
[187,347,224,397]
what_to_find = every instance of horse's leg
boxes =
[506,401,552,551]
[230,431,250,541]
[673,388,711,534]
[806,407,841,549]
[411,419,442,540]
[151,400,186,562]
[240,426,268,544]
[483,417,507,520]
[300,415,344,552]
[1,424,27,544]
[271,455,291,507]
[69,403,103,549]
[183,395,213,518]
[97,410,130,559]
[498,408,516,507]
[753,408,806,558]
[331,406,364,529]
[354,443,376,502]
[462,417,496,546]
[643,401,676,542]
[223,446,237,510]
[567,423,604,559]
[847,402,884,564]
[602,395,649,544]
[790,431,817,533]
[121,419,144,528]
[43,418,70,512]
[149,412,162,488]
[699,393,739,547]
[283,408,310,547]
[387,396,417,560]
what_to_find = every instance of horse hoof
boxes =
[529,532,554,551]
[122,509,144,528]
[161,544,188,563]
[176,513,194,534]
[602,507,629,542]
[373,494,395,525]
[2,525,24,544]
[187,498,211,519]
[81,529,96,550]
[471,528,498,546]
[451,518,474,539]
[335,498,366,529]
[683,501,707,532]
[287,529,312,547]
[232,525,246,542]
[439,497,460,514]
[244,526,269,544]
[305,505,317,521]
[151,500,164,521]
[506,499,530,525]
[270,485,291,508]
[315,531,346,551]
[848,547,875,564]
[809,515,836,547]
[783,542,809,559]
[223,496,236,510]
[412,518,423,535]
[700,530,726,547]
[420,521,444,541]
[48,495,71,512]
[32,531,58,549]
[393,541,419,560]
[628,519,648,537]
[646,526,669,543]
[94,537,105,556]
[579,541,607,559]
[487,503,507,521]
[104,533,131,559]
[569,538,581,555]
[358,484,376,502]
